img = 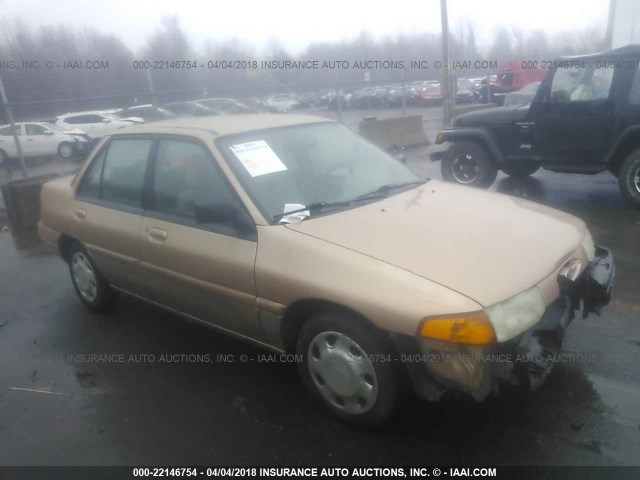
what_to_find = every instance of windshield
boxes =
[216,122,421,222]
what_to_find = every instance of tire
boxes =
[442,140,498,188]
[618,149,640,208]
[296,312,404,426]
[501,163,540,178]
[58,142,74,159]
[68,242,119,312]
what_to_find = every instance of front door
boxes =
[534,62,617,170]
[24,124,57,157]
[139,137,261,340]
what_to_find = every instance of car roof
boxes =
[560,44,640,61]
[196,97,236,102]
[110,113,331,137]
[58,111,117,118]
[0,122,55,128]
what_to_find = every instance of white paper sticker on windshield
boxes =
[230,141,287,177]
[279,203,310,224]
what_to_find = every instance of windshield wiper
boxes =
[272,200,353,220]
[272,180,428,221]
[353,179,428,201]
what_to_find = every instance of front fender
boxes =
[431,128,504,164]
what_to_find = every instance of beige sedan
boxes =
[38,115,614,425]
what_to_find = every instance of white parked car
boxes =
[55,111,143,140]
[0,122,91,164]
[265,94,301,113]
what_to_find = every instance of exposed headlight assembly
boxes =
[484,286,546,342]
[582,230,595,262]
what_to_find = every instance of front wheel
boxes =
[296,313,403,426]
[618,149,640,208]
[58,142,74,159]
[442,141,498,188]
[501,163,540,178]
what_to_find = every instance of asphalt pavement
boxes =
[0,120,640,468]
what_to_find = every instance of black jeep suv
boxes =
[431,45,640,208]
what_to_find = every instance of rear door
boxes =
[72,136,154,294]
[0,125,21,157]
[139,137,261,339]
[534,62,617,169]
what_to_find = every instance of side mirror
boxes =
[102,118,111,124]
[44,130,54,136]
[195,201,255,233]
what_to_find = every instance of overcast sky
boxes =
[0,0,611,53]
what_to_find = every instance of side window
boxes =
[101,139,153,207]
[0,125,20,136]
[85,115,105,123]
[152,139,234,219]
[77,149,107,199]
[628,65,640,105]
[63,116,84,124]
[25,124,47,135]
[551,64,614,102]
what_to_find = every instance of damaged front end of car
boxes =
[395,246,615,402]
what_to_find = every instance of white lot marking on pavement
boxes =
[9,387,68,395]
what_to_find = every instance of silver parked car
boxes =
[0,122,91,164]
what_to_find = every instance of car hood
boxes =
[285,181,586,307]
[454,104,529,126]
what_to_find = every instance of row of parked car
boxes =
[345,78,483,109]
[298,78,486,111]
[0,78,543,167]
[0,98,263,165]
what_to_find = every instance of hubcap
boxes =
[634,167,640,194]
[307,331,378,414]
[451,153,480,184]
[60,144,73,158]
[71,252,97,302]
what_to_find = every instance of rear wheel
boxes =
[296,313,403,426]
[442,141,498,188]
[501,163,540,178]
[68,242,119,312]
[618,149,640,208]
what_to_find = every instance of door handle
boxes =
[148,227,168,242]
[73,208,86,219]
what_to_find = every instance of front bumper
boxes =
[72,142,90,154]
[395,246,615,402]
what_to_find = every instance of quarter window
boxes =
[628,65,640,105]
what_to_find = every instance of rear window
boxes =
[101,139,153,207]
